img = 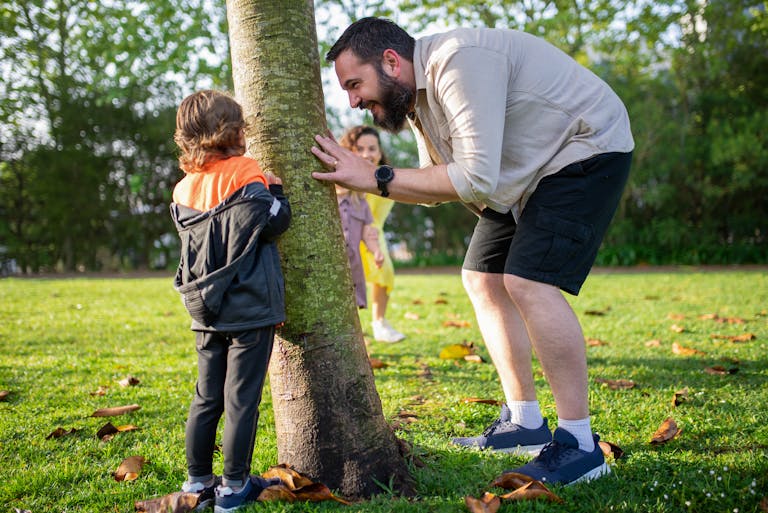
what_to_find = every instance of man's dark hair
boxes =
[326,17,415,65]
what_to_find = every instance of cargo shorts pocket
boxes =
[534,207,594,274]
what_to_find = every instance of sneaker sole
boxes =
[214,506,242,513]
[568,462,611,485]
[493,443,548,457]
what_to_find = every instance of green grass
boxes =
[1,270,766,512]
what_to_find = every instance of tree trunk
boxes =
[225,0,413,498]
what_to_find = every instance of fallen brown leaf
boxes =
[404,312,420,320]
[411,299,423,305]
[650,417,681,445]
[667,313,686,320]
[134,492,200,512]
[586,338,609,346]
[645,339,662,347]
[499,481,563,503]
[90,386,109,396]
[598,440,625,460]
[114,455,145,482]
[491,472,534,490]
[594,378,636,390]
[97,422,140,441]
[369,357,388,369]
[465,492,501,513]
[259,464,349,504]
[704,365,739,375]
[710,333,756,342]
[434,298,448,304]
[91,404,141,417]
[671,342,706,356]
[46,427,77,440]
[439,342,475,360]
[0,390,9,401]
[119,376,140,387]
[463,354,485,363]
[443,319,471,328]
[461,397,503,406]
[672,388,689,407]
[670,324,686,333]
[584,307,611,316]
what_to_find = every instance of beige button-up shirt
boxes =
[410,28,635,219]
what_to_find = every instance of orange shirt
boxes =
[172,156,268,212]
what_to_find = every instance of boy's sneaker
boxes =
[214,475,281,513]
[372,319,405,343]
[505,427,610,485]
[181,476,220,511]
[451,404,552,456]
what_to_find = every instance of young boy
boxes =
[170,90,290,513]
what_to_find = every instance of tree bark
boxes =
[225,0,413,498]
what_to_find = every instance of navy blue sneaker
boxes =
[181,476,220,512]
[506,427,610,485]
[214,475,281,513]
[451,404,552,456]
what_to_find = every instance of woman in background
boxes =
[339,125,405,343]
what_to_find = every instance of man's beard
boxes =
[366,68,414,133]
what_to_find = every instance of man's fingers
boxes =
[311,170,337,181]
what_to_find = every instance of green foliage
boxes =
[0,271,766,511]
[1,0,766,272]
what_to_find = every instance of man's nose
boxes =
[348,92,361,109]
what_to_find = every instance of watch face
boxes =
[375,165,394,182]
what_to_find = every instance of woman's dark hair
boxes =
[326,17,414,65]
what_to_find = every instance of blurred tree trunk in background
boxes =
[225,0,413,498]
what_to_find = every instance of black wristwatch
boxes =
[374,165,395,197]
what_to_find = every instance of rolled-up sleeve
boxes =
[434,46,509,204]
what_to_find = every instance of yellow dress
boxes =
[360,193,395,293]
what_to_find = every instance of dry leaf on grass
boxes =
[46,427,77,440]
[710,333,756,342]
[461,397,503,406]
[672,388,689,407]
[667,313,686,320]
[584,307,611,316]
[369,357,388,369]
[259,464,350,504]
[670,324,686,333]
[486,472,564,504]
[134,492,200,513]
[598,440,625,460]
[463,354,485,363]
[465,492,501,513]
[0,390,9,401]
[650,417,681,445]
[97,422,140,441]
[90,386,108,396]
[586,338,609,346]
[119,376,140,387]
[91,404,141,417]
[439,342,475,360]
[114,455,145,482]
[704,365,739,375]
[443,319,471,328]
[594,378,636,390]
[645,339,662,347]
[404,312,420,320]
[671,342,706,356]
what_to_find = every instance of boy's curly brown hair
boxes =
[174,90,247,173]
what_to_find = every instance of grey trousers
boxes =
[185,326,274,487]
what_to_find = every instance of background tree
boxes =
[225,0,412,497]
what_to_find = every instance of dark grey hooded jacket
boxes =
[170,182,291,331]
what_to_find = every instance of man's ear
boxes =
[381,49,401,77]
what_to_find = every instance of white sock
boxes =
[557,417,595,452]
[506,400,544,430]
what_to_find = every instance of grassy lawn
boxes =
[1,270,766,512]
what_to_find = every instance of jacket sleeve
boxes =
[260,184,291,241]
